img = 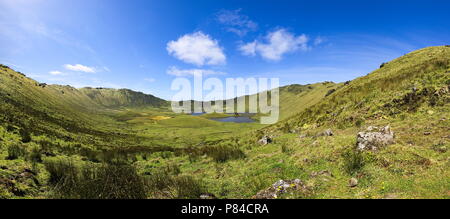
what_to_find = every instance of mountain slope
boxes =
[173,46,450,199]
[277,82,343,120]
[79,87,168,108]
[277,46,450,130]
[196,82,342,120]
[0,65,167,146]
[0,65,104,137]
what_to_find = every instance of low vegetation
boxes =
[0,46,449,199]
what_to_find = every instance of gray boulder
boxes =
[272,179,302,193]
[258,136,272,145]
[324,129,334,136]
[356,125,395,151]
[254,179,304,199]
[349,178,358,187]
[317,129,334,137]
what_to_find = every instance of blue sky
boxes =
[1,0,450,100]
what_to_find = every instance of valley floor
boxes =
[137,105,449,199]
[1,104,448,199]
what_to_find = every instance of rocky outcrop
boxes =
[317,129,334,137]
[258,136,272,145]
[254,179,307,199]
[325,89,337,97]
[356,126,395,151]
[199,193,217,199]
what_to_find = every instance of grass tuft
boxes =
[342,149,366,176]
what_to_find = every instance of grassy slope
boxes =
[216,82,341,120]
[156,46,449,199]
[278,46,450,129]
[0,46,449,199]
[0,65,265,198]
[277,82,342,120]
[0,66,111,136]
[79,87,168,108]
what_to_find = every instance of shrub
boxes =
[19,129,32,143]
[281,144,293,154]
[147,168,175,192]
[207,146,246,163]
[7,143,26,160]
[37,139,56,156]
[79,164,147,199]
[45,160,148,199]
[99,150,128,164]
[172,176,205,199]
[44,158,79,197]
[355,118,364,128]
[44,158,78,186]
[145,165,206,199]
[28,146,42,163]
[160,151,173,159]
[325,89,336,97]
[342,149,365,175]
[281,123,291,133]
[163,164,181,175]
[0,64,10,69]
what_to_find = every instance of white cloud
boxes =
[144,78,156,82]
[239,29,309,61]
[64,64,96,73]
[238,41,257,56]
[314,36,325,46]
[167,32,226,66]
[216,9,258,36]
[49,70,64,75]
[167,66,226,77]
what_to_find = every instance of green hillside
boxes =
[195,46,449,199]
[154,46,449,199]
[0,65,108,137]
[278,46,450,130]
[197,82,341,121]
[0,46,449,199]
[79,87,168,108]
[277,82,343,120]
